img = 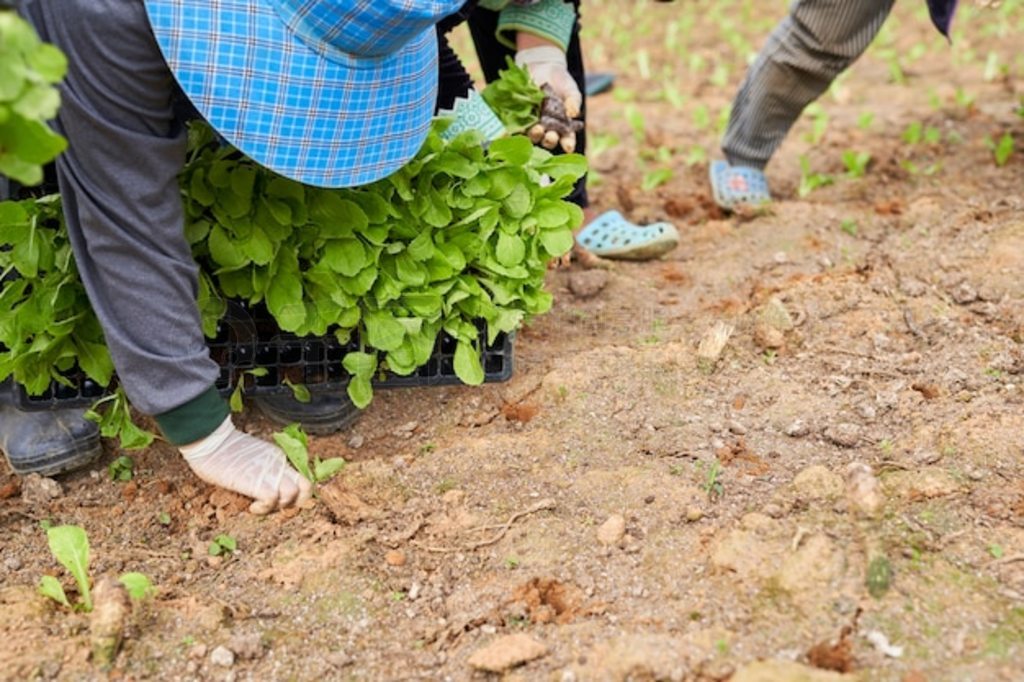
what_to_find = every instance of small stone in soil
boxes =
[21,474,63,504]
[4,556,23,571]
[597,514,626,546]
[785,420,810,438]
[228,633,264,661]
[793,465,844,500]
[468,634,549,673]
[568,269,609,299]
[385,550,407,567]
[684,506,704,523]
[846,463,884,518]
[951,282,978,304]
[823,423,861,448]
[210,645,235,667]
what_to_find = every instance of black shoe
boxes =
[585,72,615,97]
[0,402,103,477]
[253,392,362,436]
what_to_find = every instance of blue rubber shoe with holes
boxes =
[575,211,679,261]
[709,160,772,212]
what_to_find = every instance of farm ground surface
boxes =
[2,1,1024,680]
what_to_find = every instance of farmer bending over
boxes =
[437,1,681,264]
[0,0,464,513]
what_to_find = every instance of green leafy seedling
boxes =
[479,59,545,133]
[39,525,91,611]
[108,455,134,482]
[840,219,859,237]
[641,168,674,192]
[842,150,872,179]
[798,155,834,197]
[986,133,1014,167]
[208,534,237,557]
[903,121,923,145]
[273,423,345,486]
[85,388,156,451]
[700,459,724,500]
[229,367,269,413]
[283,378,312,404]
[118,572,155,600]
[157,512,171,526]
[37,525,155,611]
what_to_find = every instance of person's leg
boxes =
[25,0,219,421]
[722,0,896,170]
[436,5,478,112]
[21,0,310,511]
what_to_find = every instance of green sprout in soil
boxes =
[642,167,674,192]
[798,155,834,197]
[699,459,724,500]
[986,133,1014,167]
[842,150,872,179]
[108,455,134,482]
[208,534,237,557]
[38,525,154,611]
[272,423,345,487]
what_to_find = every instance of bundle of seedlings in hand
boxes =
[528,84,585,153]
[481,59,584,153]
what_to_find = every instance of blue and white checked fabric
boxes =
[144,0,464,188]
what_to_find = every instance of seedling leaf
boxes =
[38,575,71,608]
[314,457,346,483]
[46,525,91,611]
[118,572,155,600]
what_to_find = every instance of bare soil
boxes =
[3,2,1024,680]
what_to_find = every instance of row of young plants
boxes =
[0,29,586,440]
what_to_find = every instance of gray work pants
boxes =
[722,0,896,170]
[20,0,219,416]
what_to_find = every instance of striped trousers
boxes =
[722,0,896,170]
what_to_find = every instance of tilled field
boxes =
[2,1,1024,680]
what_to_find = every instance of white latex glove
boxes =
[180,416,312,515]
[515,45,582,119]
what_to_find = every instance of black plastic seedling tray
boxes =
[12,301,514,411]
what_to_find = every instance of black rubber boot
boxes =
[253,392,362,436]
[0,400,103,477]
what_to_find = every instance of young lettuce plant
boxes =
[38,525,154,612]
[272,423,345,488]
